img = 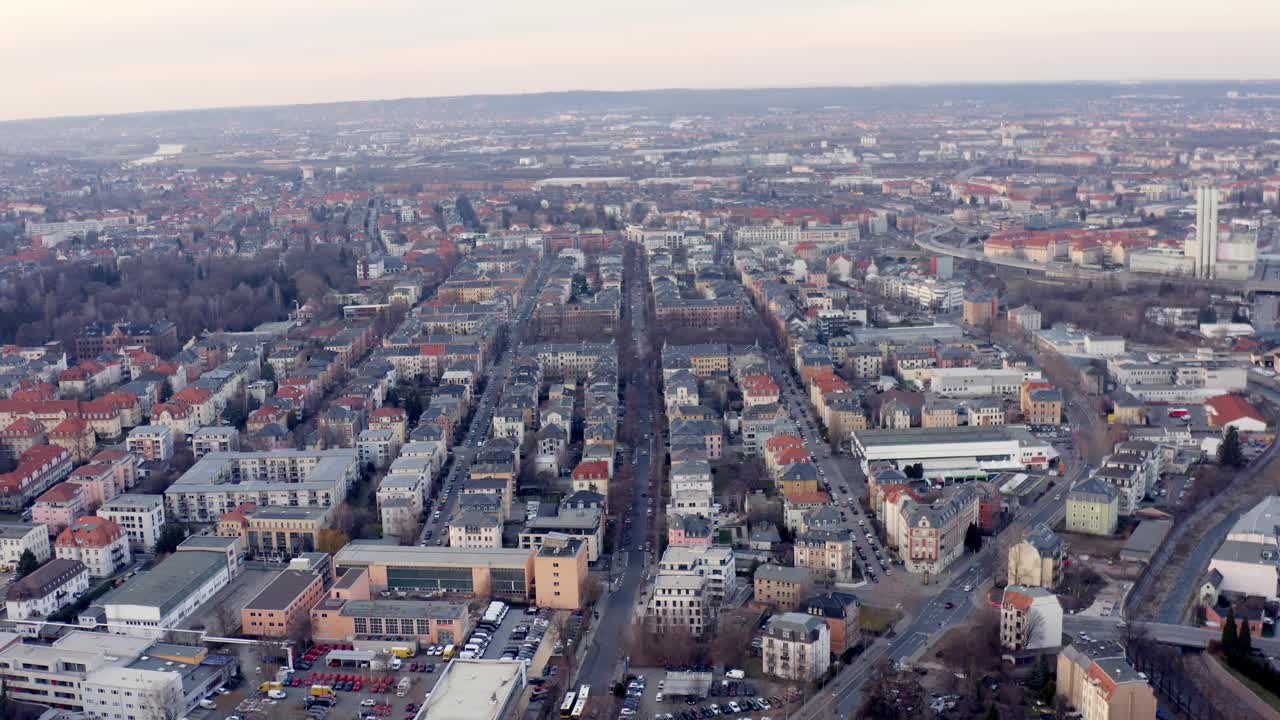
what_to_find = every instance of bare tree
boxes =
[994,521,1027,587]
[211,602,241,637]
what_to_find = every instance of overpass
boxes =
[1064,615,1280,654]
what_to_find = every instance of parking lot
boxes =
[621,668,799,720]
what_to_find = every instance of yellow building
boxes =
[1057,643,1157,720]
[1065,478,1120,536]
[1007,524,1063,589]
[218,504,329,560]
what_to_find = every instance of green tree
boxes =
[155,523,188,554]
[904,463,924,479]
[15,548,41,578]
[1218,427,1245,468]
[1222,606,1239,656]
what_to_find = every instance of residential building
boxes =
[126,425,174,462]
[0,444,74,512]
[897,486,979,575]
[0,522,52,572]
[1057,641,1157,720]
[793,529,854,583]
[449,510,503,549]
[32,481,90,535]
[1008,524,1063,589]
[1000,585,1063,651]
[798,591,860,655]
[1065,479,1120,536]
[98,494,166,552]
[761,612,831,682]
[754,564,813,611]
[55,516,132,578]
[658,544,737,608]
[645,574,707,635]
[164,449,357,523]
[191,426,239,459]
[4,558,90,620]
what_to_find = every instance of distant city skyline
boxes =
[4,0,1279,121]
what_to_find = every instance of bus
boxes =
[559,691,577,719]
[570,685,590,719]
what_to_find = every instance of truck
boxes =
[390,646,414,659]
[258,681,284,692]
[441,644,457,661]
[396,677,413,698]
[309,685,337,699]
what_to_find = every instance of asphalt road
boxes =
[417,259,550,543]
[578,251,658,691]
[768,350,896,581]
[793,460,1088,719]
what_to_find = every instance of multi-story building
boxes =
[520,508,604,562]
[32,481,89,535]
[0,630,234,720]
[1007,524,1063,589]
[897,486,979,576]
[798,591,860,655]
[657,544,736,608]
[4,557,89,620]
[449,511,503,549]
[98,494,166,552]
[55,516,132,578]
[761,612,831,682]
[0,444,74,512]
[1000,585,1063,651]
[126,425,174,462]
[217,504,330,560]
[0,521,52,571]
[645,574,707,635]
[533,534,589,610]
[75,321,177,360]
[753,564,814,611]
[1024,388,1063,426]
[164,449,357,522]
[241,569,326,638]
[1065,478,1119,536]
[1057,641,1157,720]
[793,529,854,583]
[191,426,239,460]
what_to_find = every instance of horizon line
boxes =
[5,76,1280,126]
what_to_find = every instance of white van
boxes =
[390,657,402,671]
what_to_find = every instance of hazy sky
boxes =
[4,0,1279,121]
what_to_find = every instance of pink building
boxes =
[89,448,138,491]
[667,514,714,547]
[67,463,123,511]
[32,482,90,535]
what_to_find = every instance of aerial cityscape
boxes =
[2,12,1280,720]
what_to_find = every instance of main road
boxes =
[577,247,661,692]
[418,256,551,543]
[791,458,1087,719]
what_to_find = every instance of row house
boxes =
[0,445,74,512]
